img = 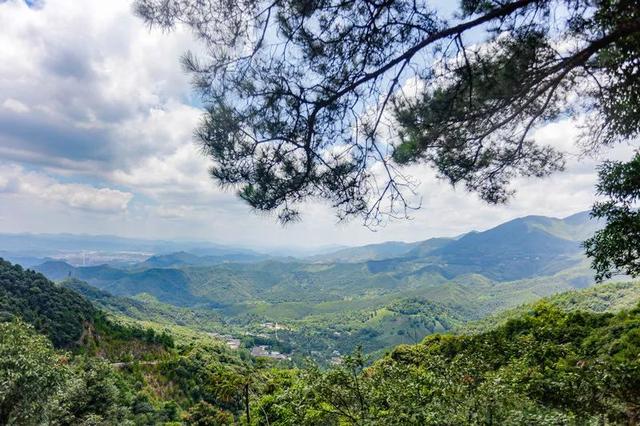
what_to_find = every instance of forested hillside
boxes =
[0,258,97,347]
[463,281,640,334]
[63,278,230,332]
[2,256,640,424]
[0,258,257,424]
[0,258,174,352]
[252,302,640,425]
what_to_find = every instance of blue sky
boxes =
[0,0,635,249]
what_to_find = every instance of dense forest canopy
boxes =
[0,258,96,347]
[0,258,174,350]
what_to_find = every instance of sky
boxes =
[0,0,636,250]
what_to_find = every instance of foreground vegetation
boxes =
[1,257,640,424]
[252,303,640,425]
[0,259,253,424]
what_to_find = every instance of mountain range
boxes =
[24,211,603,356]
[32,212,600,305]
[0,232,267,268]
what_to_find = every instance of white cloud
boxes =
[2,98,30,113]
[43,183,133,213]
[0,164,133,213]
[0,0,199,171]
[154,205,197,220]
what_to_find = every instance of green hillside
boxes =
[462,280,640,334]
[27,213,603,361]
[34,213,601,307]
[36,256,596,314]
[63,278,232,336]
[0,258,259,424]
[254,301,640,424]
[66,261,598,363]
[0,258,174,354]
[0,258,97,347]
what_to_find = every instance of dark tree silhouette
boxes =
[134,0,639,227]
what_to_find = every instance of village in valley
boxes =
[206,322,300,362]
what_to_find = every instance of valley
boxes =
[13,211,606,364]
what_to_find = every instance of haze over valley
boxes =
[3,210,605,362]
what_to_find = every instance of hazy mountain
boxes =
[0,232,261,261]
[405,237,457,258]
[30,211,600,316]
[33,261,129,284]
[33,260,76,280]
[307,241,420,263]
[136,251,269,269]
[138,251,203,268]
[533,210,601,241]
[0,251,48,267]
[307,238,456,264]
[306,211,599,281]
[305,212,598,268]
[426,214,591,281]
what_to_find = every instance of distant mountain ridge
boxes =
[137,251,268,269]
[307,211,599,266]
[307,238,453,263]
[32,261,201,306]
[0,233,260,258]
[304,211,600,280]
[15,210,607,362]
[30,211,601,315]
[34,261,127,283]
[424,214,590,280]
[2,211,598,268]
[306,240,424,263]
